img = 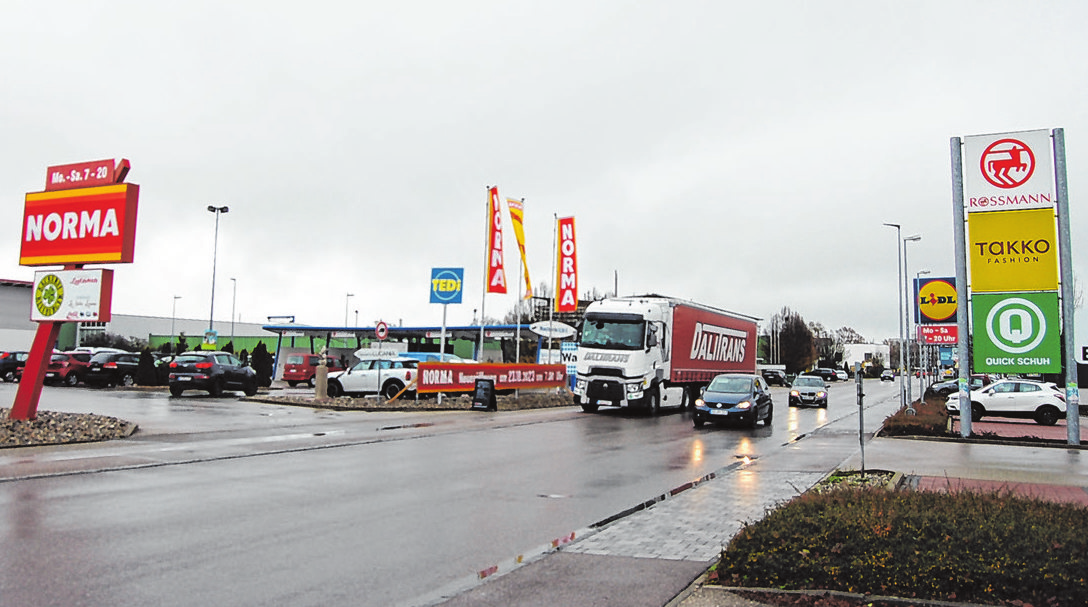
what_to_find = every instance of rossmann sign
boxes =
[21,183,140,265]
[963,129,1054,213]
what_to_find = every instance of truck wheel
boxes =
[764,403,774,425]
[581,403,599,413]
[680,387,693,410]
[647,386,661,415]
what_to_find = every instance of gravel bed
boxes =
[1,408,137,448]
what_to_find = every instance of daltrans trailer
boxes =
[572,295,759,414]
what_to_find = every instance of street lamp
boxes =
[914,269,930,399]
[345,293,354,326]
[903,234,922,408]
[171,295,182,354]
[230,278,237,348]
[207,205,229,334]
[882,223,906,409]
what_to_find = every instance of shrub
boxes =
[718,487,1088,605]
[879,398,949,437]
[135,348,159,386]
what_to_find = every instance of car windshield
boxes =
[707,376,753,393]
[793,376,824,388]
[285,355,305,365]
[580,319,645,350]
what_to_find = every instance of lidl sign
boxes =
[972,291,1060,373]
[430,267,464,304]
[914,277,957,324]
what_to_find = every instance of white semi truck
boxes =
[572,295,759,413]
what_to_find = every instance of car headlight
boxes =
[790,390,800,397]
[735,401,752,410]
[626,383,642,394]
[817,391,827,398]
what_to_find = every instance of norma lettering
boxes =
[25,209,120,242]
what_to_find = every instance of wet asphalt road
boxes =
[0,380,900,607]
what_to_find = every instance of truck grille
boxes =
[587,379,624,401]
[589,367,624,377]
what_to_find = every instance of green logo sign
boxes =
[972,292,1060,373]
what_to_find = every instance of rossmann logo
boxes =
[690,323,747,363]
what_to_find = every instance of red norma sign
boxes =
[20,183,140,266]
[417,362,566,393]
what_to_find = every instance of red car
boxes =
[282,353,345,387]
[45,351,93,386]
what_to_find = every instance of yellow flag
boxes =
[506,198,533,299]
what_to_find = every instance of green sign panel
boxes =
[972,291,1061,373]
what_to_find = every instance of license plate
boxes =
[177,376,192,381]
[45,372,56,378]
[710,409,730,415]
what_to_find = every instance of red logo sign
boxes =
[45,159,130,192]
[485,187,507,294]
[555,217,577,312]
[918,324,958,345]
[980,138,1036,189]
[20,184,140,266]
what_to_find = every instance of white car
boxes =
[834,370,849,381]
[949,378,1066,425]
[327,356,418,400]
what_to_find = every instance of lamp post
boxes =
[882,223,906,410]
[207,205,229,335]
[903,234,922,409]
[230,277,237,348]
[171,295,182,354]
[914,269,930,400]
[345,293,354,326]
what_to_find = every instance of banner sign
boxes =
[963,129,1054,213]
[939,346,954,366]
[967,208,1058,292]
[485,187,507,294]
[555,216,578,312]
[20,183,140,266]
[45,158,130,192]
[30,268,114,322]
[918,324,958,345]
[417,362,566,393]
[914,276,957,324]
[972,291,1061,373]
[506,198,533,300]
[430,267,464,304]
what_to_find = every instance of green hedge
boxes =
[718,487,1088,604]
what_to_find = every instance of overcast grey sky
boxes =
[3,1,1087,346]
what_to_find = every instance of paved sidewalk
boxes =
[433,416,1088,607]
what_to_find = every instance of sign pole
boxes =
[1053,128,1080,444]
[438,304,447,405]
[10,322,63,420]
[950,137,972,438]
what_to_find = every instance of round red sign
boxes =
[375,321,388,341]
[979,138,1035,189]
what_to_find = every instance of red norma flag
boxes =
[485,186,507,294]
[555,216,577,312]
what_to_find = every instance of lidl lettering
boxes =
[25,209,120,242]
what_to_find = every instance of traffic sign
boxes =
[972,292,1060,373]
[375,321,388,341]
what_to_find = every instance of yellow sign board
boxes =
[968,208,1058,292]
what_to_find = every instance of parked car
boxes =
[282,353,345,387]
[83,351,141,387]
[327,356,418,400]
[805,368,839,382]
[45,351,93,386]
[759,369,787,386]
[928,374,993,397]
[0,350,29,382]
[880,369,895,382]
[949,378,1066,425]
[789,375,829,408]
[168,351,258,397]
[399,352,474,364]
[692,373,774,428]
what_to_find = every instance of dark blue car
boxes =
[693,373,774,429]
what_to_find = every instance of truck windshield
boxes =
[580,319,645,350]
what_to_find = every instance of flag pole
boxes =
[478,186,490,361]
[548,212,557,360]
[515,198,524,365]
